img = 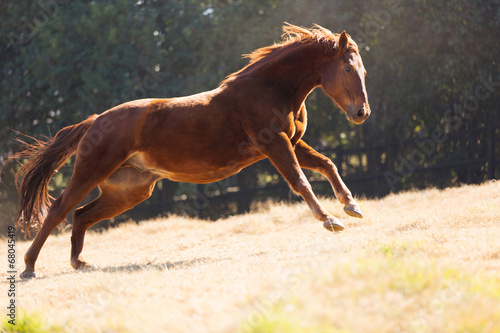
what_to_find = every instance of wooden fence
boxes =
[123,124,498,222]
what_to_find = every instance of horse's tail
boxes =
[12,114,98,237]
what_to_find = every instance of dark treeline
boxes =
[1,0,499,230]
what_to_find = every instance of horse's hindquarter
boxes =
[134,93,264,183]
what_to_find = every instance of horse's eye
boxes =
[344,66,354,73]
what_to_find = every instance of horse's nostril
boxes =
[357,108,365,118]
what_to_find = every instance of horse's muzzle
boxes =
[346,105,370,124]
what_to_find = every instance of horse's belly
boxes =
[123,148,264,184]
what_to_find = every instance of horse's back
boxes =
[94,91,263,183]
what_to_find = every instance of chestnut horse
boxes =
[13,24,370,279]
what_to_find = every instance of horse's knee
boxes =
[324,159,338,174]
[290,175,312,195]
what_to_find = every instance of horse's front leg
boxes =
[257,133,344,231]
[294,140,363,218]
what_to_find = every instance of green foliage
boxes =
[1,310,66,333]
[1,0,499,226]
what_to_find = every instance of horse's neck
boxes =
[251,44,325,110]
[291,69,321,110]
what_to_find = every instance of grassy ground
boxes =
[1,181,500,332]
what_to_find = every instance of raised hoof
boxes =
[323,217,345,232]
[344,204,363,218]
[20,271,36,280]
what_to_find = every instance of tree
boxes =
[1,0,499,232]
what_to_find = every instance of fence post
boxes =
[336,145,343,175]
[487,124,496,180]
[196,183,204,218]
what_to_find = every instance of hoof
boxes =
[323,217,345,232]
[78,263,98,272]
[344,204,363,218]
[77,262,99,272]
[72,259,98,271]
[20,271,36,280]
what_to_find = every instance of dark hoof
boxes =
[20,271,36,279]
[323,217,345,232]
[344,204,363,218]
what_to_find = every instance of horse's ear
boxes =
[339,31,349,51]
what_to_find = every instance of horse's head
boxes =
[320,31,370,125]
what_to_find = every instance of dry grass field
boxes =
[1,181,500,332]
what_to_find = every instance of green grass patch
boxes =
[239,302,349,333]
[378,239,428,258]
[241,242,500,333]
[1,309,66,333]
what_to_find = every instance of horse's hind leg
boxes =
[21,140,132,279]
[70,167,159,270]
[20,176,103,279]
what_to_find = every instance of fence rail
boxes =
[127,123,498,221]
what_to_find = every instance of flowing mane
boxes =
[223,23,358,83]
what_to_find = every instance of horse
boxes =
[12,23,370,279]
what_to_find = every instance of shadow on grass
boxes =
[100,256,230,273]
[16,249,272,281]
[17,256,235,281]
